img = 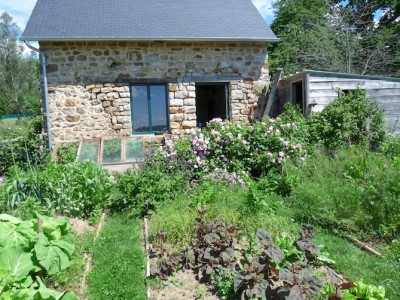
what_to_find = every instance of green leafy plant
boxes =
[0,214,78,299]
[308,90,386,150]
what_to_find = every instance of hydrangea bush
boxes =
[160,117,307,181]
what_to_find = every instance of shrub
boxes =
[308,90,386,150]
[0,117,48,175]
[160,116,307,179]
[4,161,112,220]
[112,161,189,216]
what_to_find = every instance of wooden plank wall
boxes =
[308,76,400,134]
[275,73,307,117]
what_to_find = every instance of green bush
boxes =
[0,117,48,175]
[308,90,386,150]
[4,161,112,220]
[112,161,189,216]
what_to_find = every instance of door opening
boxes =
[196,84,228,127]
[291,81,304,114]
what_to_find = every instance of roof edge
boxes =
[282,69,400,83]
[20,36,280,43]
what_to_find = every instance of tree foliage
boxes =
[0,12,40,116]
[270,0,400,77]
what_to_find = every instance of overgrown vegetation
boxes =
[1,90,399,299]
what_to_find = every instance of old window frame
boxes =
[130,84,169,134]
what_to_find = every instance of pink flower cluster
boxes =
[161,139,177,158]
[204,168,246,186]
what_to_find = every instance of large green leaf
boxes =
[34,216,71,241]
[0,220,36,251]
[0,248,35,282]
[34,235,75,275]
[0,214,21,225]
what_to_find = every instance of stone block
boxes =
[183,107,196,114]
[184,98,195,106]
[102,101,111,108]
[117,116,130,124]
[97,93,107,101]
[186,113,196,120]
[113,124,123,130]
[169,85,178,92]
[107,92,119,99]
[170,107,183,113]
[175,91,188,99]
[188,91,196,98]
[119,92,130,98]
[171,113,184,122]
[170,99,183,106]
[187,85,195,91]
[66,115,80,122]
[101,87,113,93]
[64,98,76,107]
[170,122,181,129]
[113,87,125,92]
[231,90,244,100]
[182,121,196,129]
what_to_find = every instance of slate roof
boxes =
[21,0,278,42]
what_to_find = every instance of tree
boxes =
[269,0,400,77]
[0,12,40,117]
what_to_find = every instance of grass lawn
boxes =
[87,213,147,300]
[314,229,400,299]
[0,118,33,139]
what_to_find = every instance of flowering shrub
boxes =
[160,117,307,179]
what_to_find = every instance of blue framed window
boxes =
[130,84,169,133]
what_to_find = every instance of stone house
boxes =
[22,0,278,145]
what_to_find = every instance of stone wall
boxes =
[40,41,270,143]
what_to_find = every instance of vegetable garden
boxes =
[1,90,399,299]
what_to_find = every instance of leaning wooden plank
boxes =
[263,68,283,118]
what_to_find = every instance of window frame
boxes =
[129,84,170,134]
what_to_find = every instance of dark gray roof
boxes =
[21,0,278,42]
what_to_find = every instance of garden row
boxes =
[1,90,399,299]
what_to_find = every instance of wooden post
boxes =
[262,68,283,118]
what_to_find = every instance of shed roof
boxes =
[21,0,278,42]
[282,70,400,83]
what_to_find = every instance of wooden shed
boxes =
[275,70,400,134]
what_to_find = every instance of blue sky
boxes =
[0,0,277,33]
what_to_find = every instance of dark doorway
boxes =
[291,81,304,114]
[196,84,228,127]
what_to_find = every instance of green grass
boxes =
[87,213,147,300]
[0,119,32,139]
[314,229,400,299]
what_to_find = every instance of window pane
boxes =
[78,139,100,162]
[102,137,121,163]
[131,86,149,132]
[125,137,144,162]
[150,85,168,132]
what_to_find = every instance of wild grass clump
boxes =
[287,146,400,240]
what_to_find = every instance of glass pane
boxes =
[131,86,149,133]
[78,140,100,162]
[150,85,168,132]
[125,137,144,162]
[102,137,121,163]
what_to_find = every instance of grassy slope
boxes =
[314,229,400,299]
[87,213,147,300]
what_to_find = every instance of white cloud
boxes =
[252,0,276,22]
[0,0,37,30]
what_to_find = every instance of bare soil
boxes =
[67,217,95,236]
[148,269,220,300]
